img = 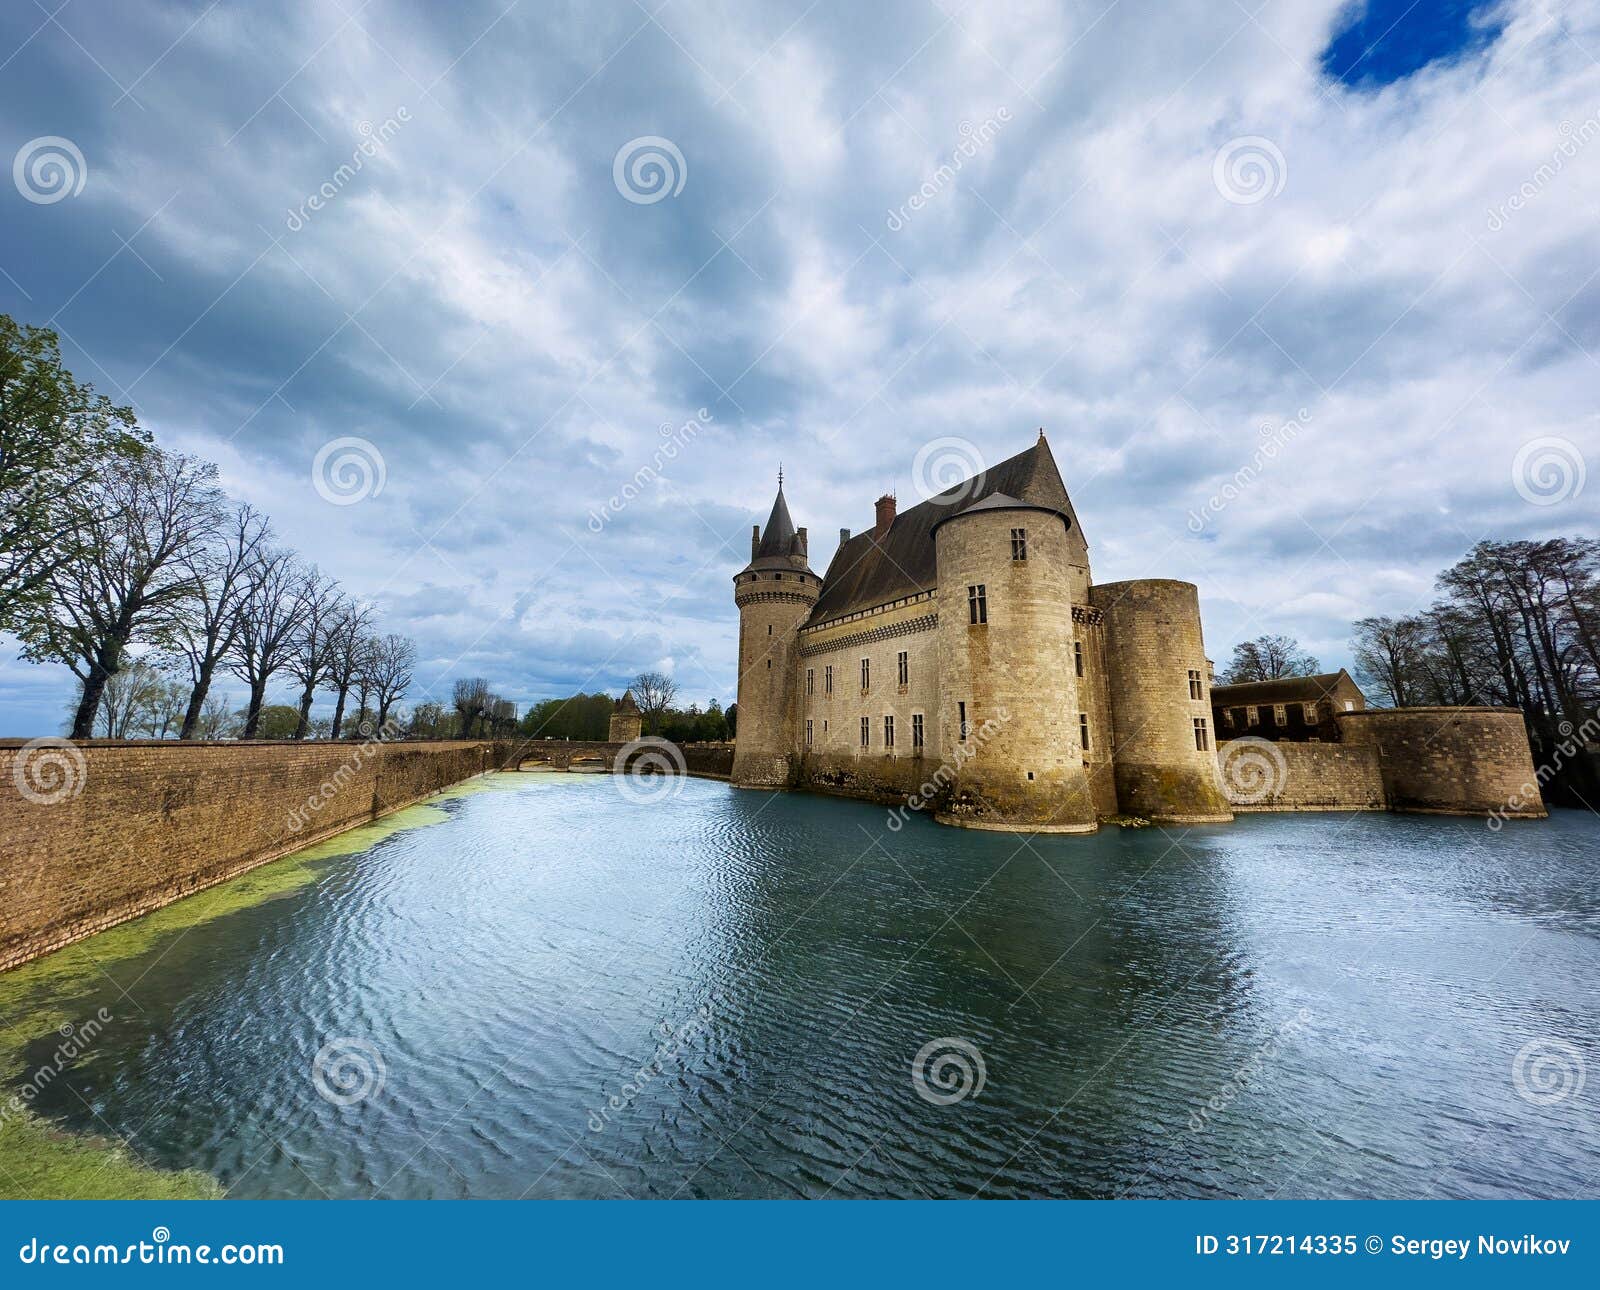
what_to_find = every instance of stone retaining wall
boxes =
[0,739,503,973]
[1217,739,1386,812]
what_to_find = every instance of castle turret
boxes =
[608,690,643,743]
[732,475,820,788]
[931,494,1097,832]
[1089,579,1232,823]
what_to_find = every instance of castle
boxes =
[731,433,1547,830]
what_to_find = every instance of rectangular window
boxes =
[1273,704,1287,727]
[1302,702,1318,723]
[967,584,987,625]
[884,715,895,749]
[824,665,833,695]
[806,668,814,696]
[912,713,924,750]
[860,657,870,692]
[958,701,968,741]
[897,650,908,686]
[1079,712,1090,751]
[1193,717,1210,751]
[1245,705,1258,725]
[805,719,813,747]
[1343,700,1354,712]
[1074,640,1084,677]
[1011,527,1027,560]
[1187,668,1203,700]
[860,716,870,748]
[1221,707,1234,727]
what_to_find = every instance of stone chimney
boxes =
[839,527,851,547]
[795,527,807,557]
[751,524,760,560]
[874,493,896,536]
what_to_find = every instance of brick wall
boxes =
[0,739,503,973]
[1216,739,1386,812]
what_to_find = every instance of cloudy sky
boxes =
[1,0,1596,735]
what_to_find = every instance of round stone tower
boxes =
[931,496,1097,833]
[1089,578,1232,823]
[732,476,820,788]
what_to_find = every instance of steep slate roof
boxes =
[755,486,798,559]
[1209,670,1362,707]
[809,436,1082,625]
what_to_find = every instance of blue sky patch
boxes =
[1322,0,1506,87]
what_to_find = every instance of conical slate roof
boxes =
[755,486,797,559]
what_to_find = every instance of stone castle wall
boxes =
[1336,707,1546,817]
[797,594,943,803]
[0,738,502,973]
[1216,740,1387,812]
[731,570,819,787]
[1090,579,1232,823]
[934,508,1096,832]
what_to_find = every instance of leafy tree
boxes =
[0,315,148,634]
[19,449,225,738]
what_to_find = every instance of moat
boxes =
[2,773,1596,1199]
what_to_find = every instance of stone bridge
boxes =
[504,739,734,779]
[506,740,632,771]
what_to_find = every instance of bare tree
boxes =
[631,670,678,735]
[96,661,165,738]
[323,603,375,739]
[19,449,225,738]
[174,503,271,738]
[194,690,234,739]
[1220,634,1320,684]
[1350,616,1428,708]
[368,633,417,729]
[452,677,491,737]
[229,547,310,738]
[286,570,345,738]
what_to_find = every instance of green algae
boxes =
[0,771,516,1199]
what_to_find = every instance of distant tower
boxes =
[732,474,820,788]
[608,690,642,743]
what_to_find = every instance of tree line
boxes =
[1,314,417,740]
[1350,538,1598,802]
[1218,539,1599,804]
[514,671,734,743]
